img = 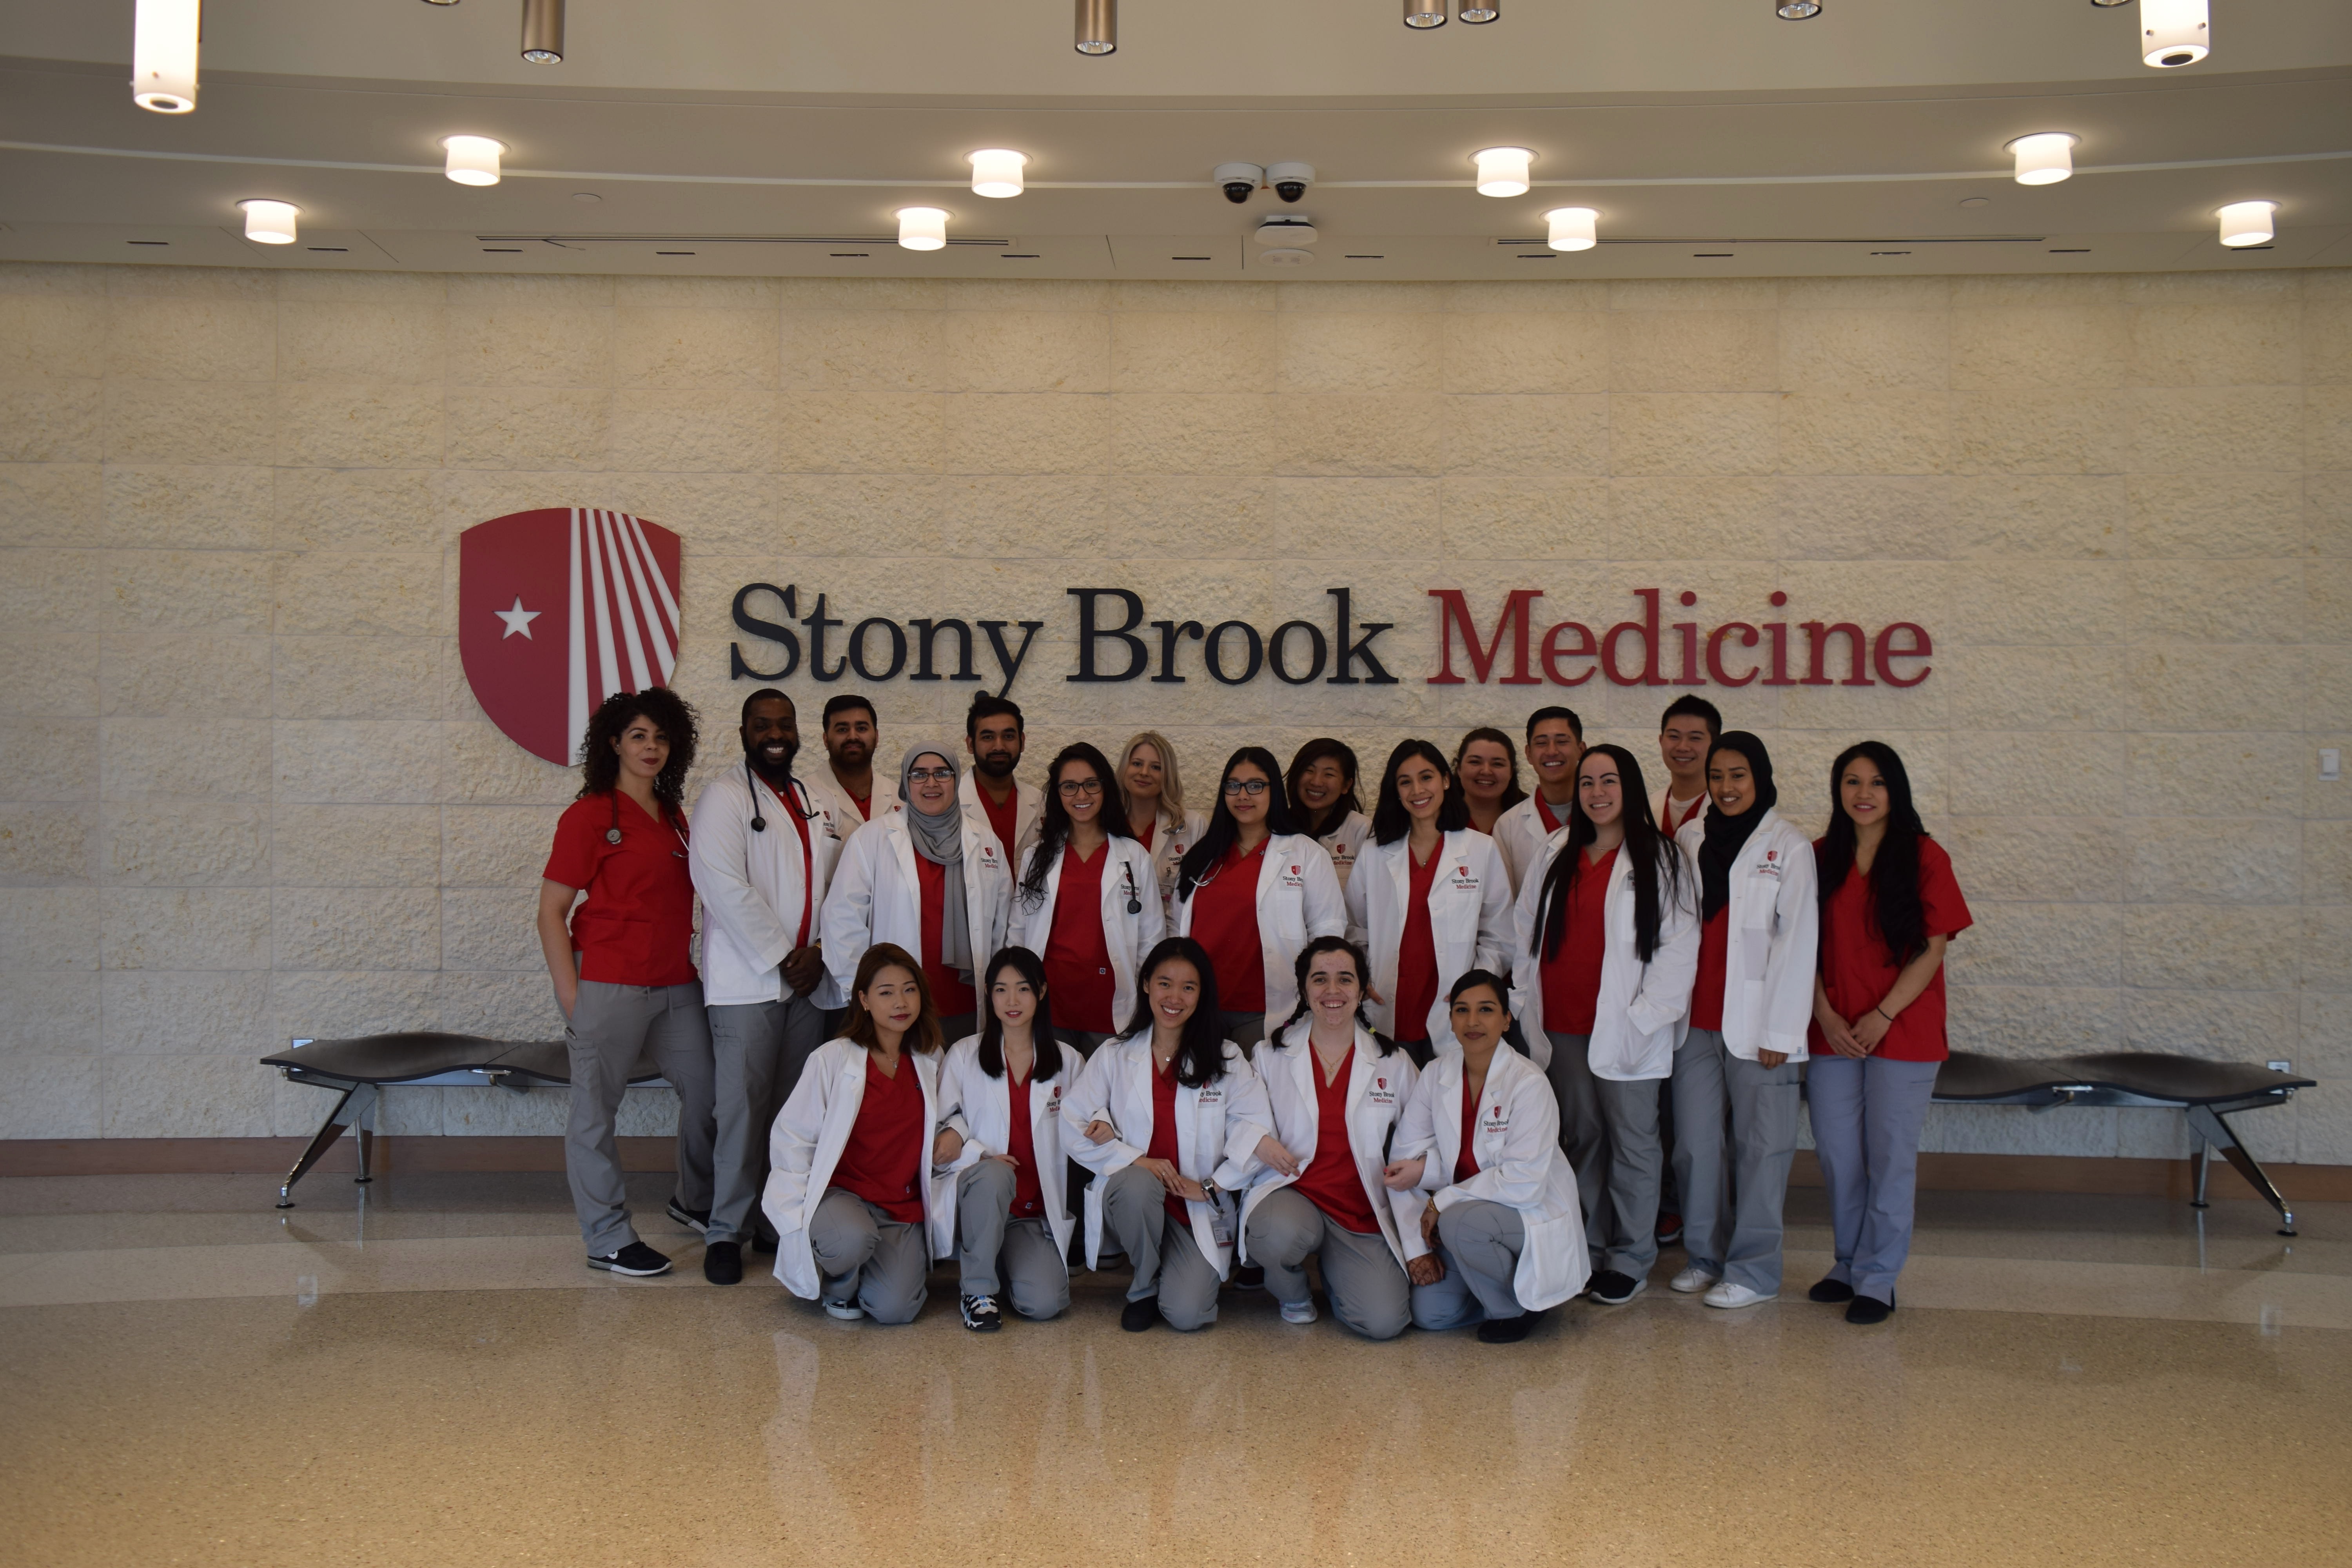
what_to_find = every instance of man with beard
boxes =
[804,695,899,829]
[958,693,1042,862]
[686,689,846,1284]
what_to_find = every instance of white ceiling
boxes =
[3,0,2349,279]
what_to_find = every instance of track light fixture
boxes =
[1776,0,1822,16]
[521,0,564,63]
[1473,148,1533,198]
[2006,133,2077,185]
[1544,207,1598,251]
[1404,0,1447,28]
[1076,0,1116,54]
[443,135,506,186]
[132,0,200,114]
[2218,201,2275,248]
[2140,0,2207,66]
[969,151,1027,198]
[897,207,949,250]
[239,200,299,245]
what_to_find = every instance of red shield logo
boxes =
[459,508,683,766]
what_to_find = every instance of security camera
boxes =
[1214,162,1264,203]
[1267,162,1315,203]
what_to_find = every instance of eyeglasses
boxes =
[907,767,956,784]
[1056,779,1104,799]
[1221,778,1271,798]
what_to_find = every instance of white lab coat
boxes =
[1651,786,1711,837]
[687,766,847,1009]
[762,1040,949,1299]
[1509,835,1701,1080]
[931,1033,1079,1266]
[1492,793,1572,895]
[802,764,899,833]
[820,807,1014,1004]
[959,770,1044,865]
[1238,1020,1417,1270]
[1059,1031,1271,1278]
[1389,1045,1588,1310]
[1342,829,1514,1050]
[1135,804,1207,925]
[1171,833,1347,1026]
[1673,810,1819,1062]
[1006,835,1167,1035]
[1313,810,1372,893]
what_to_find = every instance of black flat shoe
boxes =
[1476,1312,1535,1344]
[702,1241,742,1285]
[1120,1296,1160,1332]
[1809,1277,1855,1304]
[1845,1294,1893,1325]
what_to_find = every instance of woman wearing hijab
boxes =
[1667,733,1818,1309]
[820,740,1014,1041]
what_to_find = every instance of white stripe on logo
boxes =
[566,508,588,764]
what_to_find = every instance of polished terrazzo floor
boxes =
[2,1172,2345,1567]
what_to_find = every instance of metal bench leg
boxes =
[278,1085,362,1209]
[2190,1136,2212,1208]
[2185,1105,2296,1237]
[354,1084,377,1185]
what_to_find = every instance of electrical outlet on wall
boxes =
[2320,748,2341,781]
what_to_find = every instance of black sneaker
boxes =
[1845,1294,1894,1325]
[960,1293,1003,1332]
[1587,1269,1646,1306]
[1809,1277,1855,1304]
[666,1200,710,1234]
[750,1224,779,1255]
[1477,1312,1535,1344]
[1120,1295,1160,1332]
[1233,1264,1266,1291]
[587,1241,673,1277]
[702,1240,742,1285]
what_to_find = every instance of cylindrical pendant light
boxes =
[969,151,1027,198]
[1075,0,1116,54]
[1457,0,1499,22]
[1404,0,1447,28]
[521,0,564,63]
[2006,133,2078,185]
[238,200,299,245]
[2140,0,2207,66]
[897,207,949,251]
[1776,0,1822,17]
[443,136,506,186]
[132,0,201,114]
[1473,147,1533,198]
[1544,207,1598,251]
[2218,201,2275,248]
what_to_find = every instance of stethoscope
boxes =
[606,793,688,858]
[746,760,818,834]
[1121,860,1143,916]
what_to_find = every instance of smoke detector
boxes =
[1254,215,1319,247]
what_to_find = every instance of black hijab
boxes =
[1697,732,1776,923]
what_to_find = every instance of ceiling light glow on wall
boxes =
[1544,207,1598,251]
[1075,0,1116,54]
[2140,0,2207,66]
[1457,0,1499,22]
[521,0,564,63]
[969,151,1027,198]
[897,207,949,250]
[443,136,506,186]
[131,0,201,113]
[238,200,299,245]
[1404,0,1447,28]
[2218,201,2275,248]
[2007,133,2078,185]
[1776,0,1822,18]
[1474,147,1533,198]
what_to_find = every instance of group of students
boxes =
[537,683,1970,1343]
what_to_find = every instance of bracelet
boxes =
[1875,1006,1896,1023]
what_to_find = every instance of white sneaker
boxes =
[823,1299,864,1321]
[1279,1299,1319,1325]
[1670,1266,1721,1294]
[1704,1281,1775,1310]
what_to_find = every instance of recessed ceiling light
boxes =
[239,199,300,245]
[1473,147,1533,198]
[2218,200,2275,248]
[1076,0,1116,54]
[444,136,505,186]
[132,0,201,113]
[521,0,565,62]
[1776,0,1821,17]
[2006,132,2078,185]
[897,207,949,250]
[1404,0,1447,26]
[1544,206,1598,251]
[1958,196,1991,209]
[1457,0,1499,20]
[969,150,1027,199]
[2140,0,2207,66]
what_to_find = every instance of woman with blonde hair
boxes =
[1117,730,1206,923]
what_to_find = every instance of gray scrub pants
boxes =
[706,994,829,1246]
[808,1188,931,1325]
[1412,1198,1528,1329]
[1544,1031,1614,1263]
[1102,1163,1222,1330]
[954,1158,1071,1319]
[1670,1027,1803,1294]
[1806,1054,1942,1303]
[564,980,716,1256]
[1243,1185,1410,1341]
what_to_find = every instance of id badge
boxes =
[1206,1187,1238,1248]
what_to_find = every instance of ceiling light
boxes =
[131,0,200,113]
[443,136,506,186]
[1776,0,1822,17]
[1457,0,1499,21]
[1404,0,1447,27]
[1474,147,1533,198]
[1076,0,1116,54]
[2140,0,2207,66]
[2006,133,2078,185]
[2088,0,2128,6]
[421,0,460,6]
[1544,207,1598,251]
[897,207,949,250]
[2218,201,2275,248]
[239,200,299,245]
[521,0,564,63]
[969,150,1027,199]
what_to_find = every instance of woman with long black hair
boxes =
[1062,936,1272,1332]
[1287,738,1372,892]
[1344,740,1513,1062]
[1510,742,1699,1308]
[1452,726,1529,837]
[1171,746,1347,1051]
[536,687,716,1279]
[1007,743,1164,1055]
[1807,741,1972,1326]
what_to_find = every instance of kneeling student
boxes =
[762,944,957,1325]
[1384,972,1588,1343]
[933,947,1078,1330]
[1239,936,1418,1340]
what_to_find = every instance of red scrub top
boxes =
[1042,843,1117,1034]
[1134,817,1155,854]
[1453,1079,1481,1184]
[1190,840,1268,1013]
[915,855,976,1018]
[1147,1054,1188,1225]
[1292,1047,1380,1234]
[1539,846,1616,1035]
[1809,835,1973,1063]
[1688,906,1730,1033]
[1390,848,1442,1043]
[543,792,698,987]
[831,1053,926,1223]
[977,784,1020,863]
[1005,1073,1044,1220]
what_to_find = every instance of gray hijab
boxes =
[899,742,972,978]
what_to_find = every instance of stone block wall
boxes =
[1,261,2345,1161]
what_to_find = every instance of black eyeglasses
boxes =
[1056,779,1104,799]
[1221,779,1271,798]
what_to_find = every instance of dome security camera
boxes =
[1267,162,1315,203]
[1214,163,1265,203]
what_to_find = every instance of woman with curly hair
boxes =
[536,686,717,1279]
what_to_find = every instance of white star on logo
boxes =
[495,597,542,640]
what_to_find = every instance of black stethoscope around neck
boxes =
[746,760,819,834]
